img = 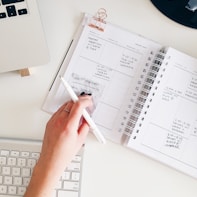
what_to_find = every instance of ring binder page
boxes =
[127,47,197,179]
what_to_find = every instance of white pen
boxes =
[60,76,106,144]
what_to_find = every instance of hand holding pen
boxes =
[60,76,106,144]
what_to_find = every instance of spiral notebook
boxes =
[42,10,197,179]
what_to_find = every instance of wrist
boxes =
[24,158,60,197]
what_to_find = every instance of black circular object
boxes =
[151,0,197,29]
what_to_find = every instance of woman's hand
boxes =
[24,95,93,197]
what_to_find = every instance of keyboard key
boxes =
[0,157,6,165]
[73,155,81,162]
[11,151,19,157]
[13,177,22,185]
[8,157,17,166]
[12,167,21,176]
[23,177,30,186]
[62,171,71,180]
[21,151,30,157]
[71,172,80,181]
[31,152,40,159]
[58,190,79,197]
[0,12,7,18]
[17,158,26,166]
[67,162,80,171]
[2,0,24,5]
[8,186,17,195]
[22,168,31,177]
[4,176,13,185]
[2,167,11,175]
[0,150,9,156]
[27,158,36,168]
[18,8,27,15]
[6,5,17,17]
[63,181,79,191]
[0,185,7,194]
[17,186,26,195]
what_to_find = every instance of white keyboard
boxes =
[0,139,83,197]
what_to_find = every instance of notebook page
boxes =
[43,14,161,143]
[127,47,197,178]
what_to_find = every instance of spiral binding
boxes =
[123,48,167,140]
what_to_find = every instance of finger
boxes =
[77,120,90,145]
[49,102,68,121]
[62,101,73,116]
[49,101,73,122]
[67,96,93,129]
[52,101,74,126]
[78,120,90,136]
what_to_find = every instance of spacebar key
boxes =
[2,0,24,5]
[58,190,79,197]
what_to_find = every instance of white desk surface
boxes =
[0,0,197,196]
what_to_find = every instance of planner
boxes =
[42,10,197,179]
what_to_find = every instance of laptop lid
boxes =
[0,0,49,73]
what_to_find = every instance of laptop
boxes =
[0,0,49,73]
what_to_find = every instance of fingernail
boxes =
[80,92,92,96]
[80,92,85,96]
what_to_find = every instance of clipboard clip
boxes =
[88,8,107,32]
